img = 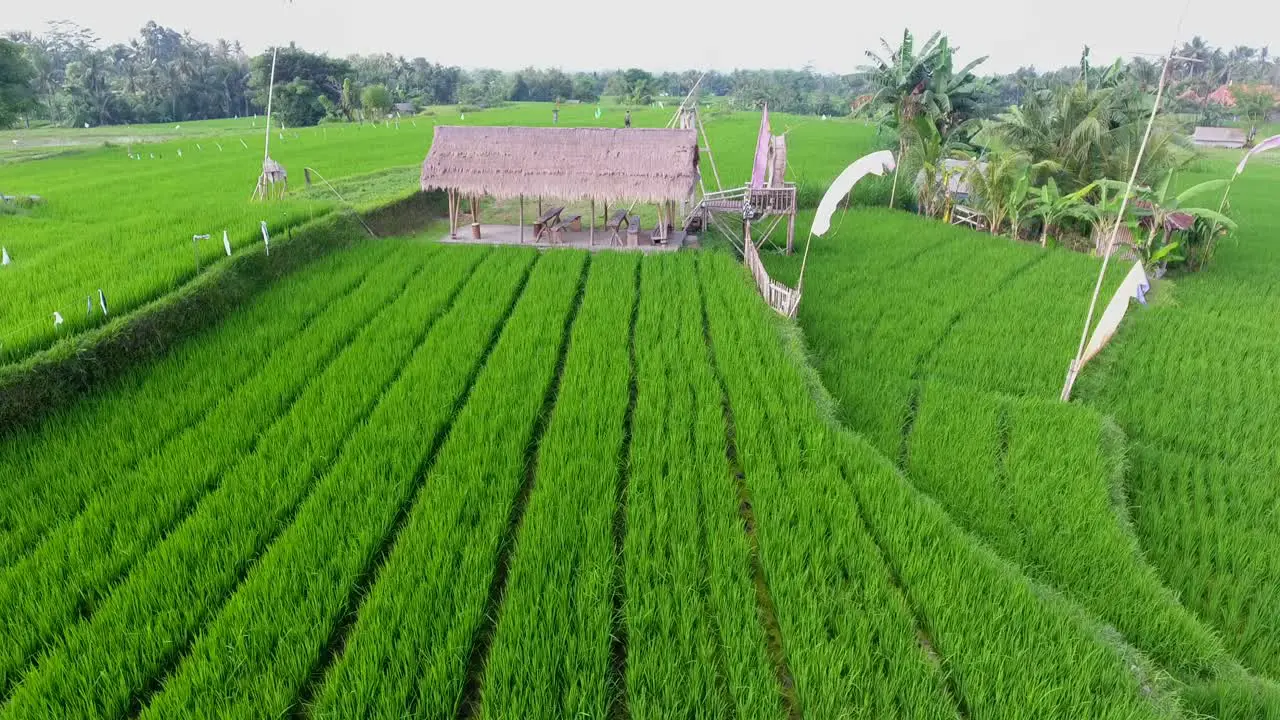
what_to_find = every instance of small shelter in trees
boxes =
[1192,126,1247,149]
[421,125,700,247]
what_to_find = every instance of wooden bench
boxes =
[550,214,583,243]
[606,209,629,245]
[533,206,565,242]
[626,215,641,247]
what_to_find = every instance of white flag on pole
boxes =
[2,247,10,266]
[261,221,270,256]
[98,289,108,316]
[1082,260,1150,364]
[53,311,64,328]
[223,230,233,257]
[87,295,93,315]
[812,150,897,237]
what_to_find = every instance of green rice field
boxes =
[1,101,1277,719]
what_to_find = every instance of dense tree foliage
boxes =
[0,38,37,127]
[4,21,1277,129]
[249,45,350,127]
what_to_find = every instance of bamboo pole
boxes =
[1061,52,1173,402]
[590,198,596,246]
[263,47,277,163]
[471,196,481,239]
[786,205,796,255]
[695,110,723,191]
[520,195,525,243]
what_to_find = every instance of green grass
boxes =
[476,252,637,719]
[781,140,1280,715]
[306,249,586,718]
[0,103,880,364]
[4,94,1276,719]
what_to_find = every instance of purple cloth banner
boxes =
[1237,134,1280,175]
[750,105,771,189]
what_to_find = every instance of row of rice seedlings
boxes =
[1122,442,1280,681]
[475,252,637,719]
[624,254,782,719]
[0,245,487,714]
[1179,674,1280,720]
[0,244,430,699]
[0,119,448,359]
[697,253,958,718]
[699,252,1182,718]
[905,381,1232,681]
[835,434,1180,719]
[133,248,543,719]
[0,240,403,566]
[793,210,1035,454]
[1080,302,1280,681]
[305,250,588,718]
[1081,308,1280,471]
[927,252,1125,399]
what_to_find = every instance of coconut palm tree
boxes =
[976,63,1191,193]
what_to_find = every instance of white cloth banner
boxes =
[2,247,9,266]
[53,311,64,328]
[98,289,108,316]
[260,221,270,256]
[811,150,897,237]
[1082,260,1150,364]
[223,230,233,257]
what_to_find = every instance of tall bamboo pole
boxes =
[263,47,278,162]
[1061,53,1173,401]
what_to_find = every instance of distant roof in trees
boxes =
[420,126,701,203]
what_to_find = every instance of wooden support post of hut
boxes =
[420,126,701,251]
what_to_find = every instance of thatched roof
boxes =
[420,126,700,203]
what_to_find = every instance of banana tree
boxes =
[909,115,973,218]
[1028,177,1097,247]
[1128,171,1236,267]
[859,29,987,207]
[1006,171,1035,240]
[1083,180,1129,254]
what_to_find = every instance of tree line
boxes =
[2,20,1279,130]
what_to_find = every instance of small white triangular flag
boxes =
[99,289,108,316]
[177,149,183,158]
[87,295,93,315]
[53,311,64,327]
[223,230,232,257]
[2,247,10,266]
[260,221,270,256]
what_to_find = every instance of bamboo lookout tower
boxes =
[688,103,798,254]
[421,126,700,250]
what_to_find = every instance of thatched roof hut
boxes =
[420,126,700,203]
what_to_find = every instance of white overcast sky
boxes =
[4,0,1278,75]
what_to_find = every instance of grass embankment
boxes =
[778,147,1280,716]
